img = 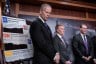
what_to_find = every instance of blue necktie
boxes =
[44,23,51,35]
[44,23,49,28]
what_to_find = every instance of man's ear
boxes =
[40,9,42,14]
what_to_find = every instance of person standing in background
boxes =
[30,3,60,64]
[92,36,96,64]
[53,24,72,64]
[72,24,94,64]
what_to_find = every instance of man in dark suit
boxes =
[53,24,72,64]
[92,36,96,64]
[30,4,60,64]
[72,24,94,64]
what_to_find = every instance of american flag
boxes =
[4,0,10,15]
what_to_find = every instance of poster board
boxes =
[2,16,33,62]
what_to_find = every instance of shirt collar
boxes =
[80,33,86,36]
[39,16,45,23]
[80,33,86,40]
[57,33,62,39]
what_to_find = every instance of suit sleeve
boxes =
[92,36,96,58]
[53,37,59,53]
[88,36,94,57]
[30,22,56,60]
[72,36,83,58]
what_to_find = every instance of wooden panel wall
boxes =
[17,4,96,21]
[6,2,96,26]
[88,12,96,19]
[52,9,86,18]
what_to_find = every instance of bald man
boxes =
[30,3,60,64]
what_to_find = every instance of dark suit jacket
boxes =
[30,18,56,64]
[72,34,93,64]
[53,35,72,64]
[92,36,96,58]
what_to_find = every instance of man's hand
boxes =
[82,56,92,61]
[65,61,72,64]
[53,52,60,64]
[93,58,96,64]
[82,56,89,61]
[87,56,92,61]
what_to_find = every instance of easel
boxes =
[0,2,6,64]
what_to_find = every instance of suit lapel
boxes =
[56,35,67,48]
[78,34,84,44]
[37,18,52,40]
[78,34,88,48]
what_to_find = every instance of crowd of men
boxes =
[29,3,96,64]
